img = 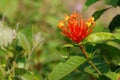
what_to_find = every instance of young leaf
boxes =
[108,15,120,33]
[92,8,109,21]
[18,32,31,52]
[48,56,86,80]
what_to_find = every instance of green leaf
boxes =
[108,15,120,33]
[84,32,114,44]
[85,0,98,7]
[21,25,33,43]
[106,41,120,49]
[83,32,120,45]
[22,72,43,80]
[18,32,31,52]
[92,8,109,21]
[105,0,120,7]
[114,33,120,40]
[62,44,74,48]
[98,75,111,80]
[99,43,120,66]
[15,68,27,75]
[48,56,86,80]
[118,0,120,6]
[104,71,120,80]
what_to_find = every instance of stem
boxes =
[79,44,102,75]
[25,46,35,69]
[25,41,41,69]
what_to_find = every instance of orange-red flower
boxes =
[58,12,95,43]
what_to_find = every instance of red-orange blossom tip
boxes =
[58,12,95,43]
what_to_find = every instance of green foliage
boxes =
[109,15,120,32]
[18,32,31,52]
[48,56,86,80]
[85,0,98,7]
[104,71,120,80]
[84,32,120,44]
[92,8,109,21]
[99,43,120,66]
[118,0,120,6]
[21,26,33,43]
[22,72,43,80]
[15,68,27,75]
[114,33,120,39]
[0,0,120,80]
[84,56,109,77]
[84,32,114,44]
[105,0,120,7]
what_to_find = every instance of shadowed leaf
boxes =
[92,8,109,21]
[15,68,27,75]
[108,15,120,33]
[85,0,98,7]
[105,0,120,7]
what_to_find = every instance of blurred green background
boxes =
[0,0,120,80]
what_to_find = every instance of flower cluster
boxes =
[58,12,95,43]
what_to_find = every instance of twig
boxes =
[79,44,102,75]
